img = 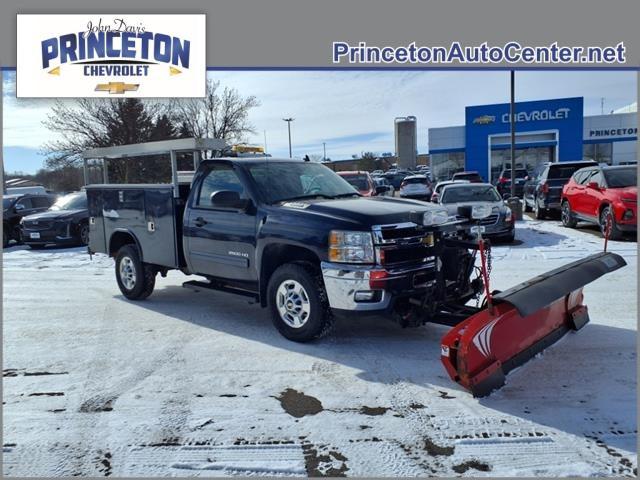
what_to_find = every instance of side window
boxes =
[16,197,33,210]
[197,165,247,207]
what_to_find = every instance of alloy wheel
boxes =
[119,256,137,290]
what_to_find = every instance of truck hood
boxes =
[280,196,441,226]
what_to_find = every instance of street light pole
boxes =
[283,118,294,158]
[510,70,516,199]
[323,142,326,161]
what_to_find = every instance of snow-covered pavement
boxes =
[2,218,637,477]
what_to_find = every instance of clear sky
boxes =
[2,70,637,173]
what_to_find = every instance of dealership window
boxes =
[490,146,554,183]
[583,143,612,165]
[431,152,465,182]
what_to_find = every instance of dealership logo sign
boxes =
[472,115,496,125]
[501,108,570,123]
[17,14,206,97]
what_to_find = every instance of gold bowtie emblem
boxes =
[94,82,139,94]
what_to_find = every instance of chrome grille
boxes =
[478,214,499,226]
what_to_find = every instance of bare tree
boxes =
[174,79,260,144]
[42,98,173,169]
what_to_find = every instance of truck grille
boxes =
[373,222,436,266]
[478,214,499,226]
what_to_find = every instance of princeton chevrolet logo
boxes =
[473,115,496,125]
[17,14,206,98]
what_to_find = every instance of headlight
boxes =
[329,230,374,263]
[423,208,449,226]
[504,206,512,222]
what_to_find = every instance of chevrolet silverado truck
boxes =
[84,139,482,342]
[84,139,627,397]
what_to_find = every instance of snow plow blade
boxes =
[440,252,626,397]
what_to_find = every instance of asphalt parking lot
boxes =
[2,218,637,477]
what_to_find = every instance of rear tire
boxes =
[599,206,623,241]
[115,245,156,300]
[267,263,334,342]
[561,200,577,228]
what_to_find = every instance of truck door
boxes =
[184,164,257,282]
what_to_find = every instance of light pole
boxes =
[283,118,294,158]
[323,142,326,161]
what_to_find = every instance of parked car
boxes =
[371,169,384,177]
[399,174,432,199]
[20,192,89,249]
[438,183,515,242]
[373,176,395,196]
[561,165,637,240]
[431,179,470,202]
[3,193,55,247]
[494,167,529,198]
[384,171,409,190]
[452,171,483,183]
[524,160,597,219]
[337,171,385,197]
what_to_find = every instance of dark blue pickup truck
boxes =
[85,139,482,342]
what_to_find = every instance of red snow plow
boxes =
[440,251,626,397]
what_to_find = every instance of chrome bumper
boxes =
[320,261,437,311]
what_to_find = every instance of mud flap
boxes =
[440,252,626,397]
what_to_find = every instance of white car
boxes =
[431,179,470,202]
[399,174,432,199]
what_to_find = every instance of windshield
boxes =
[501,169,528,179]
[50,193,87,211]
[341,175,370,190]
[3,197,17,209]
[454,173,482,181]
[604,168,637,188]
[441,185,501,203]
[404,177,428,185]
[248,162,359,203]
[548,164,591,179]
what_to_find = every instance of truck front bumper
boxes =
[320,260,438,312]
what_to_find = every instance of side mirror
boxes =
[210,190,250,210]
[587,181,600,190]
[374,185,389,195]
[502,192,511,200]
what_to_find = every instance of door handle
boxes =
[194,217,208,227]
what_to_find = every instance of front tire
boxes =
[599,206,623,241]
[267,263,334,342]
[78,223,90,246]
[561,200,577,228]
[534,198,547,220]
[115,245,156,300]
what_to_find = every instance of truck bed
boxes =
[86,184,190,269]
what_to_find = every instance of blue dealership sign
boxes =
[465,97,584,181]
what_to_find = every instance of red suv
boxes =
[337,171,377,196]
[561,165,637,239]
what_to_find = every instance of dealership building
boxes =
[428,97,637,182]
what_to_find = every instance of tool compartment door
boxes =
[86,188,107,254]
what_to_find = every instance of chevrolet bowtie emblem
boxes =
[94,82,139,94]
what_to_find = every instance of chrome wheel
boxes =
[276,279,311,328]
[119,256,137,290]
